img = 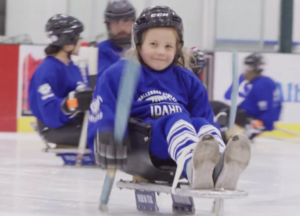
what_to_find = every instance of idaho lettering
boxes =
[150,105,182,116]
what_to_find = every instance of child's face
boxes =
[139,28,177,71]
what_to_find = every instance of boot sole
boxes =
[215,134,251,190]
[192,135,220,190]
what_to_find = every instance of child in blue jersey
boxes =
[29,14,93,146]
[211,53,282,141]
[89,6,251,190]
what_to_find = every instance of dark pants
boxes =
[37,113,84,147]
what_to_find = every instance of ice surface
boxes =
[0,133,299,216]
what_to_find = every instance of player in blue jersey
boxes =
[210,53,282,141]
[89,6,251,190]
[96,0,136,78]
[29,14,93,146]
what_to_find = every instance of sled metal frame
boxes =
[116,180,248,216]
[30,122,91,155]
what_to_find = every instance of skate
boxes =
[213,134,251,190]
[186,134,220,190]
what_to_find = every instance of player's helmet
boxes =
[105,0,136,22]
[46,14,83,47]
[105,0,136,47]
[133,5,184,46]
[244,53,264,73]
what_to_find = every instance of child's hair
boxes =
[44,45,62,56]
[124,28,193,71]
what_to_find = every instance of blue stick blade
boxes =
[100,170,116,205]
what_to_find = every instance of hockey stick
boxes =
[76,43,99,165]
[99,59,140,211]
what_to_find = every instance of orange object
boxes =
[67,98,79,109]
[252,120,264,128]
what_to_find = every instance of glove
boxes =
[190,47,206,75]
[93,132,130,169]
[244,120,265,140]
[62,88,94,116]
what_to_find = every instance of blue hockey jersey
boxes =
[233,76,282,131]
[97,40,123,77]
[29,56,87,128]
[87,60,216,150]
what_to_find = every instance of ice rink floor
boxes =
[0,132,299,216]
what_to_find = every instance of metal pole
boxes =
[279,0,294,53]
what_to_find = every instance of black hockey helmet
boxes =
[133,5,184,47]
[46,14,84,47]
[104,0,136,22]
[244,53,264,73]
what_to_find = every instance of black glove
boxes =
[93,132,130,170]
[62,88,94,115]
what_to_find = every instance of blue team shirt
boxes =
[87,60,216,150]
[97,40,123,78]
[225,74,281,130]
[238,76,282,130]
[29,56,87,128]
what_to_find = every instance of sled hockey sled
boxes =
[100,118,249,216]
[30,120,96,166]
[116,179,248,216]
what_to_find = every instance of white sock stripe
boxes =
[175,143,196,161]
[167,123,196,144]
[169,129,196,144]
[168,136,190,158]
[169,130,197,150]
[169,132,199,159]
[197,125,222,138]
[172,137,197,160]
[167,120,196,143]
